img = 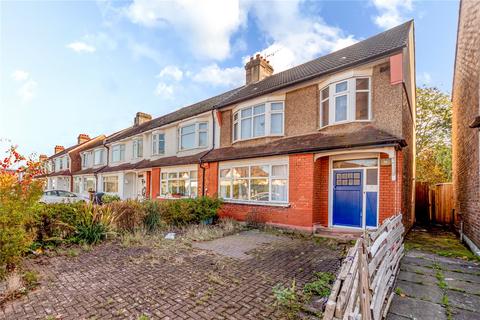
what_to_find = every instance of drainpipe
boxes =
[199,109,217,196]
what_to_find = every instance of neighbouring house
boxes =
[42,21,416,232]
[45,134,105,192]
[452,0,480,254]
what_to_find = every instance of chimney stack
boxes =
[245,54,274,85]
[54,146,65,154]
[134,112,152,126]
[39,154,48,162]
[77,133,91,145]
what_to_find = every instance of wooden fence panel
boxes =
[432,183,453,225]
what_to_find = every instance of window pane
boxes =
[356,92,369,120]
[335,81,348,93]
[220,180,231,198]
[158,138,165,153]
[271,113,283,134]
[241,107,252,118]
[220,168,231,178]
[253,104,265,115]
[251,165,269,177]
[250,178,269,201]
[168,180,178,194]
[366,168,378,185]
[161,173,168,179]
[181,132,195,149]
[271,102,283,111]
[272,165,287,177]
[233,179,248,200]
[335,95,347,122]
[168,172,178,179]
[190,180,197,198]
[272,179,288,202]
[333,158,378,168]
[356,78,369,90]
[233,167,248,178]
[321,87,329,100]
[321,100,329,127]
[179,171,189,179]
[240,118,252,139]
[178,180,186,196]
[161,181,167,195]
[233,123,238,140]
[253,114,265,137]
[199,122,208,130]
[181,124,195,134]
[199,132,207,146]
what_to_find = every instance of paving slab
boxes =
[395,280,444,304]
[443,269,480,284]
[444,278,480,295]
[388,295,447,320]
[450,307,480,320]
[398,270,438,286]
[446,289,480,312]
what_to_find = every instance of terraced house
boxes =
[43,21,416,231]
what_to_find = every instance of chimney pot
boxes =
[134,112,152,126]
[39,154,48,162]
[77,134,91,145]
[54,145,65,154]
[244,53,274,85]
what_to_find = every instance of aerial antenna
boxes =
[264,47,281,59]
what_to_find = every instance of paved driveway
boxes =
[1,230,342,320]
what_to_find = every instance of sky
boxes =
[0,0,459,157]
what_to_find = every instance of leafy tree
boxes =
[416,87,452,185]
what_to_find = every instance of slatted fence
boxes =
[324,214,404,320]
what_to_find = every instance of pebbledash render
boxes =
[42,21,416,232]
[452,0,480,254]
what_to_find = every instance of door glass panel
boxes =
[366,168,378,185]
[333,158,378,168]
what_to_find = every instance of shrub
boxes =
[102,194,121,204]
[106,200,145,231]
[143,200,162,232]
[160,197,222,226]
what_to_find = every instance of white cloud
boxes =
[154,82,175,98]
[66,41,96,53]
[125,0,244,60]
[245,1,358,72]
[11,70,37,103]
[371,0,413,29]
[158,65,183,81]
[191,64,244,87]
[11,70,30,82]
[129,41,163,64]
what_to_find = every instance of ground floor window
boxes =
[73,177,81,193]
[103,176,118,193]
[160,170,197,198]
[83,177,95,192]
[219,162,288,203]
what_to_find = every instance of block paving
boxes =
[1,231,342,319]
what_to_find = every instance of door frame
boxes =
[328,153,380,229]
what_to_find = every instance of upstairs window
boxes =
[320,77,371,127]
[56,158,62,171]
[179,122,208,150]
[152,133,165,155]
[111,144,125,162]
[82,153,90,168]
[132,138,143,159]
[93,149,104,166]
[233,102,284,142]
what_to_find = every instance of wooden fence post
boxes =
[358,238,372,320]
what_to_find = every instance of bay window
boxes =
[111,144,125,162]
[233,101,284,141]
[103,176,118,193]
[73,177,81,193]
[179,122,208,150]
[152,132,165,155]
[82,152,90,168]
[320,77,371,127]
[93,149,104,166]
[219,162,288,203]
[83,177,95,192]
[133,138,143,159]
[160,170,198,198]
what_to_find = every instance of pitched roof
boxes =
[216,20,412,108]
[136,151,209,169]
[48,135,106,160]
[202,126,406,162]
[106,87,244,144]
[72,166,106,175]
[47,170,71,177]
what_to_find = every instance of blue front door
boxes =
[333,170,363,228]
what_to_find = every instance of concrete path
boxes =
[387,249,480,320]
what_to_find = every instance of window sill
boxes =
[222,199,290,208]
[178,146,208,152]
[318,120,372,131]
[232,134,284,145]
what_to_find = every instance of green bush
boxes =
[106,200,145,231]
[159,197,222,226]
[102,194,121,204]
[303,272,335,298]
[143,200,162,232]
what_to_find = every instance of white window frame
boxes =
[319,77,371,128]
[73,177,81,193]
[159,168,198,198]
[152,132,165,155]
[93,149,104,166]
[232,101,284,142]
[179,122,209,151]
[218,159,289,205]
[103,175,119,193]
[83,176,96,193]
[132,138,143,159]
[111,144,125,163]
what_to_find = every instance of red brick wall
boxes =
[313,156,329,226]
[145,171,151,198]
[151,168,161,198]
[379,152,403,224]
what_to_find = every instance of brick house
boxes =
[452,0,480,253]
[44,21,416,232]
[45,134,105,192]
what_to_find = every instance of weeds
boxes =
[303,272,335,298]
[272,280,301,319]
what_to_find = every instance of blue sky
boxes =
[0,0,459,157]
